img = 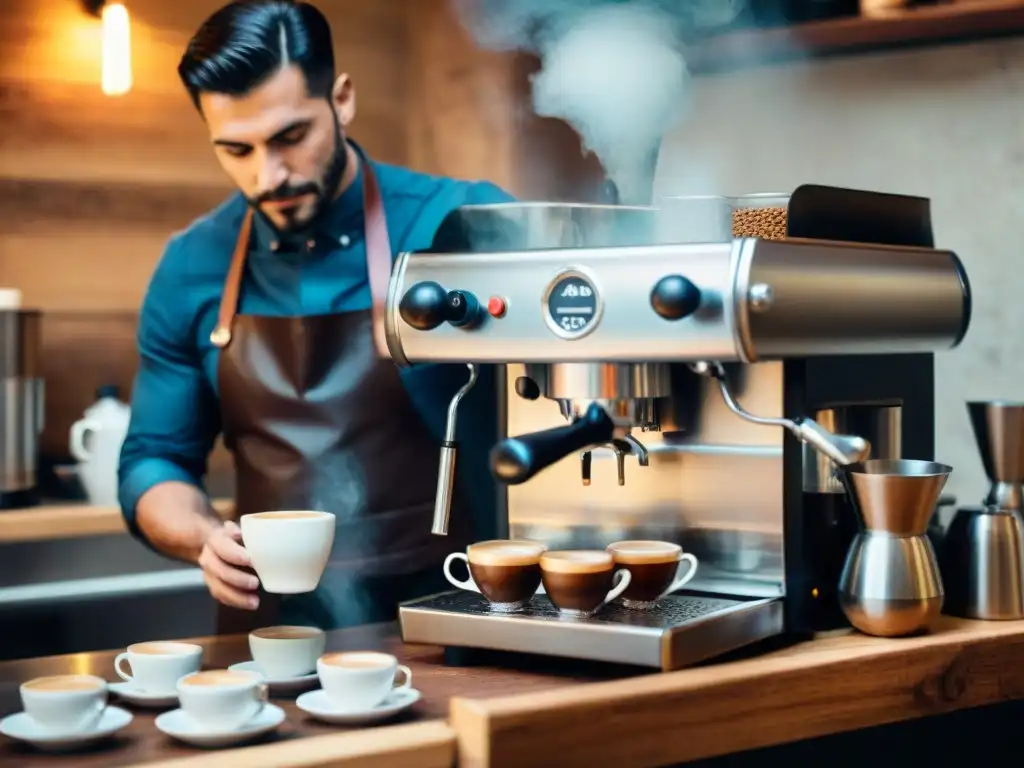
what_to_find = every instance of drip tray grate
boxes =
[411,590,741,628]
[399,590,785,670]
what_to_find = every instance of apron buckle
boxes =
[210,326,232,348]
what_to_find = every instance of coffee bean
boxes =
[731,206,788,241]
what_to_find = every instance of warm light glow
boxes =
[101,3,132,96]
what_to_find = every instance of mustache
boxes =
[254,182,321,204]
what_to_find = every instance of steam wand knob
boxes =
[399,281,481,331]
[651,275,702,321]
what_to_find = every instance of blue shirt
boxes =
[119,157,514,543]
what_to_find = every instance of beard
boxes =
[249,113,349,235]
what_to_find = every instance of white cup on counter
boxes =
[114,641,203,696]
[20,675,108,734]
[176,670,268,732]
[317,651,411,712]
[249,626,325,679]
[239,511,336,593]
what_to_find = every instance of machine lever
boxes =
[490,403,615,485]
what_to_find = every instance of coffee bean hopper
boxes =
[383,185,971,671]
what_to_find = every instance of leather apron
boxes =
[210,153,474,635]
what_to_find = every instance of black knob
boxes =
[399,281,448,330]
[399,282,481,331]
[514,376,541,401]
[490,403,615,485]
[445,290,481,329]
[650,275,701,321]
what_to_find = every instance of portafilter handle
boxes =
[491,403,616,485]
[691,361,871,467]
[432,363,479,536]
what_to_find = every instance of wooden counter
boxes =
[2,618,1024,767]
[0,500,234,545]
[0,623,632,767]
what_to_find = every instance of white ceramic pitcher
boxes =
[69,386,131,507]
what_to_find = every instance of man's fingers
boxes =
[209,531,251,568]
[203,573,259,610]
[200,550,259,591]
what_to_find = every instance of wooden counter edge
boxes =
[0,500,234,544]
[127,720,456,768]
[448,618,1024,768]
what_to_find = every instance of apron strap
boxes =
[211,146,392,349]
[361,153,394,356]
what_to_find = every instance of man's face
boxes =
[200,65,350,233]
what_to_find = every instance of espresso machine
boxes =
[387,185,971,670]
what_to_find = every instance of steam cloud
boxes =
[453,0,744,204]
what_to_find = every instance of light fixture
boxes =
[83,0,133,97]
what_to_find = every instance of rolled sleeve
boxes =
[466,180,516,205]
[118,236,221,542]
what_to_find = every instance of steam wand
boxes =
[432,363,479,535]
[690,361,871,466]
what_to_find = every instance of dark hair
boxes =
[178,1,335,110]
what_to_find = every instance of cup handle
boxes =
[394,665,413,691]
[661,554,699,598]
[252,682,268,719]
[114,653,133,683]
[602,568,632,607]
[443,553,479,593]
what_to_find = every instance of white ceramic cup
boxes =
[20,675,108,734]
[114,641,203,695]
[177,670,268,732]
[317,651,412,712]
[248,626,326,680]
[239,511,336,593]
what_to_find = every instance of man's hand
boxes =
[198,521,260,610]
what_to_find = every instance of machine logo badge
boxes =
[543,268,603,340]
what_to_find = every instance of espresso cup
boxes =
[607,540,700,609]
[249,625,326,680]
[317,651,412,712]
[539,550,632,618]
[443,539,548,612]
[239,511,336,593]
[114,641,203,695]
[177,669,268,732]
[20,675,108,734]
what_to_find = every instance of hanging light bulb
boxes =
[100,2,132,96]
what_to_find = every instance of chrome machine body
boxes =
[387,186,971,670]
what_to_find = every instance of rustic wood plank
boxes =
[1,178,230,233]
[448,616,1024,767]
[128,721,456,768]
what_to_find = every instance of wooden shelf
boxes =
[0,500,234,545]
[689,1,1024,74]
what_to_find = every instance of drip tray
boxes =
[399,591,784,671]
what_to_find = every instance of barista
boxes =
[118,0,511,632]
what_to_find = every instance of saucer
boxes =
[228,660,319,693]
[295,687,421,725]
[155,703,285,748]
[109,681,179,708]
[0,706,133,752]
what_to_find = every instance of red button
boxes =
[487,296,507,318]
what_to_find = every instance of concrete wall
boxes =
[656,37,1024,511]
